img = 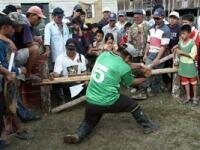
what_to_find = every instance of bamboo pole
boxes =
[51,96,85,113]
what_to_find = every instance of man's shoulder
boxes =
[160,23,170,33]
[0,40,7,47]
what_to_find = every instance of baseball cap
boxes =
[73,4,82,11]
[66,38,76,50]
[27,6,46,19]
[102,7,111,12]
[122,43,136,57]
[153,8,164,18]
[52,7,64,17]
[8,12,27,25]
[118,10,126,16]
[133,9,144,15]
[109,13,117,21]
[169,11,179,19]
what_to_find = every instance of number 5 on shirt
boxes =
[92,64,108,83]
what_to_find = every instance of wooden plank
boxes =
[33,75,91,86]
[151,67,178,75]
[33,68,178,86]
[51,96,85,113]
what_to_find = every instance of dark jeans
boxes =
[78,95,139,135]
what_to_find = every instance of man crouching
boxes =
[64,43,159,144]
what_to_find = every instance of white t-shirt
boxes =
[54,52,87,76]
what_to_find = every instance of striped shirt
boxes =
[147,22,170,54]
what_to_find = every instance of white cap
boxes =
[123,43,136,57]
[102,7,111,12]
[169,11,179,19]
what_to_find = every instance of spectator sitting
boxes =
[49,39,87,103]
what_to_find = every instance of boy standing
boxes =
[175,25,198,105]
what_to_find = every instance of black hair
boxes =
[80,10,86,16]
[124,22,132,29]
[65,38,77,50]
[2,5,17,15]
[180,24,191,33]
[91,23,98,29]
[104,33,114,43]
[0,16,14,29]
[95,29,104,36]
[118,44,130,57]
[182,14,194,22]
[71,17,82,25]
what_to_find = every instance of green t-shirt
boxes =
[86,52,134,106]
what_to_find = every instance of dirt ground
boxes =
[4,91,200,150]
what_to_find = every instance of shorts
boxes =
[180,76,197,85]
[15,48,29,67]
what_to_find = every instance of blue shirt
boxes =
[0,40,19,75]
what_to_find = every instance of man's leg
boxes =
[105,95,159,134]
[64,102,103,144]
[26,44,40,75]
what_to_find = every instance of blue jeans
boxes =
[16,90,34,122]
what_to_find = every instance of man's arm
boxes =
[0,34,17,52]
[43,24,51,57]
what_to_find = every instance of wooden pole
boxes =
[51,96,85,113]
[151,67,178,75]
[33,67,178,86]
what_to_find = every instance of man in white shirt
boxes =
[49,39,87,102]
[102,13,121,44]
[116,10,127,30]
[44,7,71,69]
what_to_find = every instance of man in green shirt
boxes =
[64,43,159,144]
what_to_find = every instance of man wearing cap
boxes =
[166,11,181,98]
[116,10,127,30]
[98,7,111,30]
[102,12,120,44]
[49,38,87,102]
[64,43,158,144]
[67,4,83,22]
[133,8,170,99]
[44,7,71,70]
[129,9,149,63]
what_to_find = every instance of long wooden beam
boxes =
[51,96,85,113]
[33,68,178,86]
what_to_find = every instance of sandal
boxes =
[192,98,199,106]
[183,98,191,105]
[13,130,33,140]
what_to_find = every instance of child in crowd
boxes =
[103,33,118,52]
[175,25,198,105]
[87,30,104,70]
[119,22,132,45]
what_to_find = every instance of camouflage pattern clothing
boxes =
[129,21,149,57]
